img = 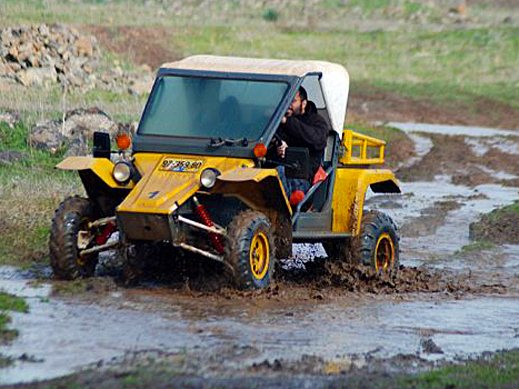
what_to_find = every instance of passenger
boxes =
[275,86,329,205]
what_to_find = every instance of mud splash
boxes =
[1,272,519,385]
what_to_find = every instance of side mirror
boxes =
[93,131,111,159]
[285,147,309,180]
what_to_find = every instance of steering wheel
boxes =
[270,133,283,148]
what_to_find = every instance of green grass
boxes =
[17,348,519,388]
[0,291,29,313]
[400,350,519,389]
[0,2,517,120]
[457,240,496,254]
[0,121,82,266]
[485,200,519,222]
[171,24,519,110]
[0,291,28,350]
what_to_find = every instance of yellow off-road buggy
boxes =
[50,55,401,289]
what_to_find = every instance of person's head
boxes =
[286,86,308,117]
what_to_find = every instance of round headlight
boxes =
[200,168,219,189]
[113,161,132,184]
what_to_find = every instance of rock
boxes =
[0,23,153,93]
[63,107,118,138]
[29,120,64,154]
[64,126,89,156]
[420,338,444,354]
[7,46,19,61]
[17,42,33,62]
[0,62,10,75]
[29,107,118,154]
[74,36,94,57]
[16,66,57,86]
[0,111,21,128]
[0,150,27,164]
[448,0,468,19]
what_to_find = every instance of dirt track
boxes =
[1,122,519,386]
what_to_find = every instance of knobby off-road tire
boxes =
[352,210,399,273]
[226,210,276,289]
[273,213,292,259]
[49,196,99,280]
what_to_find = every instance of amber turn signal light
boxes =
[253,143,267,158]
[115,132,131,150]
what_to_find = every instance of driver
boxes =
[275,86,329,204]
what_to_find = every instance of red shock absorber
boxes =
[95,222,116,245]
[192,196,225,254]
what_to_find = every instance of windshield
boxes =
[138,75,289,140]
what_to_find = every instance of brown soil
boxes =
[85,26,519,129]
[84,26,180,70]
[348,83,519,130]
[400,200,461,238]
[396,133,519,186]
[116,259,489,303]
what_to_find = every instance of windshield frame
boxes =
[133,68,300,158]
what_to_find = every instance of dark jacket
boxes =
[277,101,329,181]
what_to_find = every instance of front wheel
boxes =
[226,210,276,289]
[352,210,399,273]
[49,196,99,280]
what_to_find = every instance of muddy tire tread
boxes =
[49,196,98,280]
[226,210,275,289]
[352,210,400,270]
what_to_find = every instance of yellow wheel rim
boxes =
[249,232,270,280]
[374,233,395,272]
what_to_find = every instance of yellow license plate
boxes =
[160,158,204,172]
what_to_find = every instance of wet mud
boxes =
[2,123,519,385]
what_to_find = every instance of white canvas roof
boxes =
[161,55,350,135]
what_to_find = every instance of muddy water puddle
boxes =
[388,122,519,137]
[1,274,519,384]
[368,179,519,266]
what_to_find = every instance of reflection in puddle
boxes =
[1,276,519,384]
[368,179,519,266]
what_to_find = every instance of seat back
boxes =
[309,131,339,211]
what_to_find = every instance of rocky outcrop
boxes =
[29,107,121,156]
[0,24,153,94]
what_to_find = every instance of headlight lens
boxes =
[113,161,132,184]
[200,168,219,189]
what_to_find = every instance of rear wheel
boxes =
[226,210,275,289]
[352,210,399,273]
[49,196,99,280]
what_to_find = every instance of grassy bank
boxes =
[0,121,82,267]
[469,201,519,245]
[0,1,518,120]
[0,291,28,366]
[400,349,519,389]
[11,348,519,389]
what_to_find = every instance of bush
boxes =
[262,8,279,22]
